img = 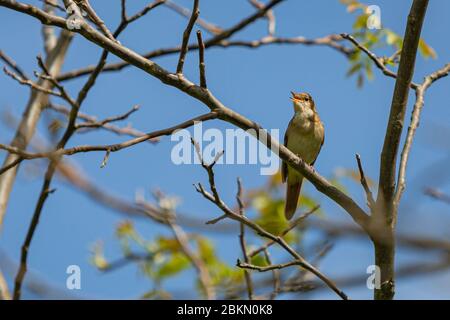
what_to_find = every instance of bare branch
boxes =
[0,29,73,228]
[0,0,371,265]
[42,0,58,54]
[248,206,319,258]
[374,0,430,300]
[248,0,276,36]
[196,30,207,88]
[263,249,280,300]
[56,0,294,82]
[176,0,199,74]
[0,158,23,177]
[3,67,61,97]
[192,145,348,300]
[424,187,450,205]
[47,103,156,142]
[126,0,165,24]
[56,34,351,82]
[341,33,420,89]
[75,105,140,129]
[236,178,253,300]
[0,112,218,160]
[164,0,222,35]
[0,50,28,79]
[75,0,116,41]
[237,259,302,272]
[169,220,215,299]
[395,63,450,205]
[355,154,376,211]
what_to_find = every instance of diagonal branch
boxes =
[374,0,430,301]
[0,0,371,238]
[164,0,222,35]
[0,112,218,160]
[394,63,450,205]
[341,33,420,90]
[192,144,348,300]
[377,0,429,222]
[355,154,376,211]
[176,0,199,75]
[0,27,73,228]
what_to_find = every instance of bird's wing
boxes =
[311,126,325,166]
[281,118,295,183]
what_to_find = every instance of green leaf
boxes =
[116,220,135,238]
[156,252,190,278]
[353,14,369,30]
[384,29,403,49]
[156,236,181,252]
[250,253,268,267]
[418,38,437,59]
[197,237,216,264]
[346,63,362,77]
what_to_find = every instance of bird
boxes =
[282,92,324,220]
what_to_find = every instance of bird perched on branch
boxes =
[282,92,324,220]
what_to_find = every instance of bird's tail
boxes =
[285,178,303,220]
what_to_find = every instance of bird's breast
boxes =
[287,113,324,164]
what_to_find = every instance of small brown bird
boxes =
[282,92,325,220]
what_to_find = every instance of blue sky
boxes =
[0,0,449,299]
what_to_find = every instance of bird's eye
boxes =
[304,97,309,101]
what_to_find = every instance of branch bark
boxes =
[374,0,429,300]
[0,0,372,238]
[0,29,73,227]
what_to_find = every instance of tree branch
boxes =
[176,0,199,75]
[395,63,450,205]
[0,0,371,239]
[374,0,429,300]
[355,154,376,211]
[192,145,348,300]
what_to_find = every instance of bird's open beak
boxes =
[290,91,297,101]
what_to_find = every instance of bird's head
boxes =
[290,91,315,113]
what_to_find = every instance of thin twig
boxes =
[57,34,351,82]
[0,112,218,160]
[248,0,276,36]
[126,0,165,24]
[355,154,376,211]
[248,205,319,258]
[75,105,139,129]
[0,50,28,79]
[0,158,23,177]
[237,259,302,272]
[263,249,280,300]
[236,178,253,300]
[341,33,420,89]
[168,220,216,299]
[424,187,450,205]
[196,30,207,88]
[47,103,156,142]
[176,0,199,74]
[394,63,450,206]
[192,143,348,300]
[164,0,222,35]
[3,67,61,97]
[77,0,116,41]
